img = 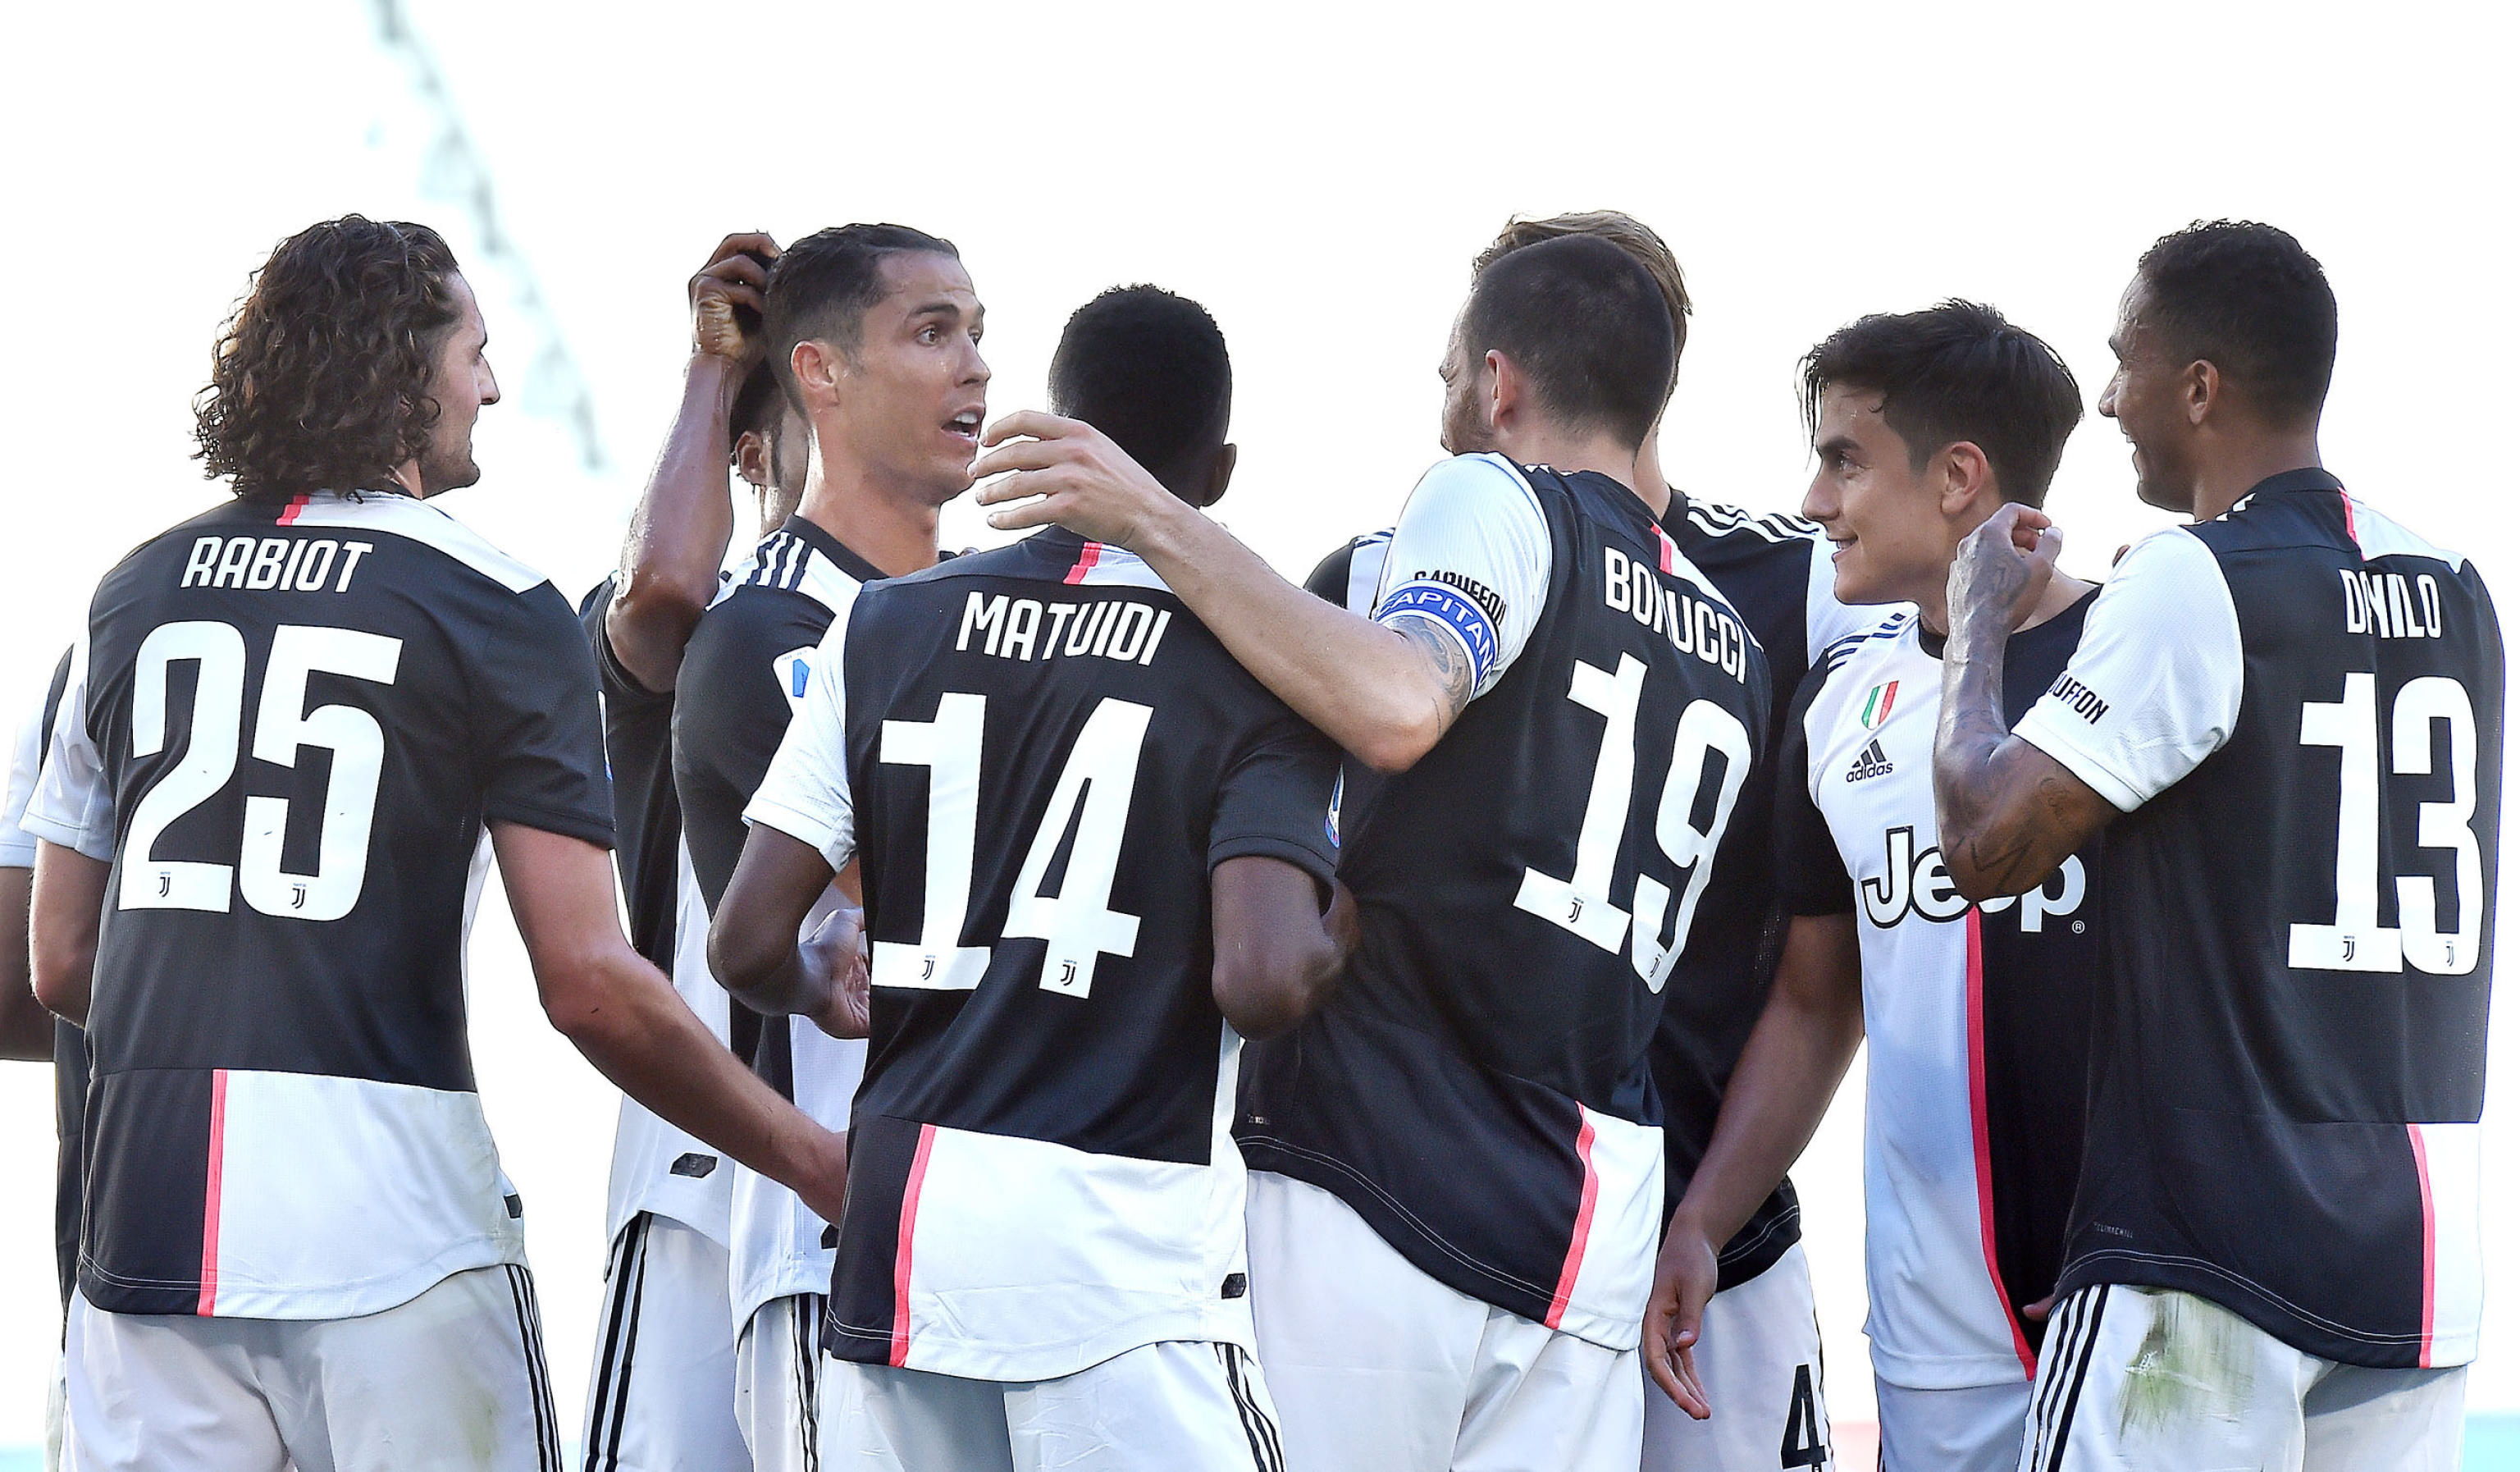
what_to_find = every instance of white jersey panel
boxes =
[600,839,737,1246]
[0,665,51,866]
[22,638,110,862]
[1809,623,2056,1390]
[746,608,857,869]
[1372,453,1553,699]
[2013,528,2244,811]
[196,1069,525,1319]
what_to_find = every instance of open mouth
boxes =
[945,409,982,445]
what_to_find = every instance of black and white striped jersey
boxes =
[673,514,881,1328]
[2013,469,2501,1369]
[1240,455,1770,1349]
[24,489,613,1319]
[745,528,1341,1381]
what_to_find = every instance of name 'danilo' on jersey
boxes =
[956,591,1174,665]
[180,536,378,594]
[1861,825,2087,933]
[1602,546,1752,683]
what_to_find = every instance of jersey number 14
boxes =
[1513,651,1751,990]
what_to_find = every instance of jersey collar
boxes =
[778,514,889,585]
[2244,466,2344,499]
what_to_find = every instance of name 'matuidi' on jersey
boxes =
[1777,599,2099,1392]
[580,578,737,1253]
[673,517,876,1332]
[25,490,614,1319]
[1303,498,1876,1296]
[745,528,1341,1383]
[1238,453,1770,1349]
[2012,469,2501,1369]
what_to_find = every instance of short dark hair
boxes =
[2135,220,2336,423]
[763,223,960,399]
[1801,300,2083,508]
[730,361,784,441]
[1460,235,1673,448]
[194,215,464,501]
[1048,286,1231,490]
[1477,212,1691,368]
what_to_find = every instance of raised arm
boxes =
[493,821,848,1223]
[1933,505,2118,900]
[975,415,1531,774]
[1643,913,1862,1418]
[605,233,778,693]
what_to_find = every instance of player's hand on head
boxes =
[691,231,779,367]
[1948,502,2063,637]
[801,903,871,1040]
[1642,1225,1719,1420]
[972,411,1179,547]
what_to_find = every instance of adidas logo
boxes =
[1846,739,1896,782]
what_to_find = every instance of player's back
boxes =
[1239,456,1770,1347]
[40,488,610,1319]
[792,527,1339,1380]
[2019,469,2501,1367]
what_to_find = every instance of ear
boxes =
[733,428,773,490]
[1483,349,1519,431]
[790,339,843,405]
[1204,443,1239,510]
[2181,358,2219,427]
[1938,441,1997,517]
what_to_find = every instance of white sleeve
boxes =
[21,641,112,863]
[744,617,857,869]
[2011,528,2244,812]
[0,668,52,869]
[1372,454,1552,700]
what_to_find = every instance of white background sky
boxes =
[0,0,2513,1449]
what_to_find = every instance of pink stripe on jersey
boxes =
[199,1069,229,1316]
[2408,1123,2436,1368]
[2340,491,2362,551]
[890,1123,939,1367]
[1652,523,1680,575]
[1545,1114,1601,1330]
[1064,542,1104,585]
[276,495,311,526]
[1965,913,2038,1378]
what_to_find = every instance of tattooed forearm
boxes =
[1393,616,1477,729]
[1932,617,2113,900]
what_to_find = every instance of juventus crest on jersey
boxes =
[25,489,613,1320]
[2013,469,2502,1369]
[1240,453,1771,1347]
[746,528,1340,1382]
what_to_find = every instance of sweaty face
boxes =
[415,272,499,496]
[1436,318,1494,456]
[1801,386,1950,608]
[2098,278,2194,514]
[827,252,990,505]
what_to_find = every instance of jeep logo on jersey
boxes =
[1860,825,2086,931]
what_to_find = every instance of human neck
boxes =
[2184,427,2324,523]
[1494,423,1665,519]
[796,470,940,579]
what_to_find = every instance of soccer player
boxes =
[673,222,984,1471]
[1,649,75,1472]
[1303,212,1874,1470]
[1933,222,2499,1470]
[579,231,809,1472]
[22,215,850,1472]
[976,235,1770,1472]
[1646,303,2092,1472]
[710,281,1349,1471]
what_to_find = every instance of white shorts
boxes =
[580,1212,747,1472]
[1639,1241,1834,1470]
[2020,1284,2468,1472]
[62,1264,562,1472]
[1245,1170,1642,1472]
[821,1339,1285,1471]
[736,1292,827,1472]
[1878,1378,2028,1472]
